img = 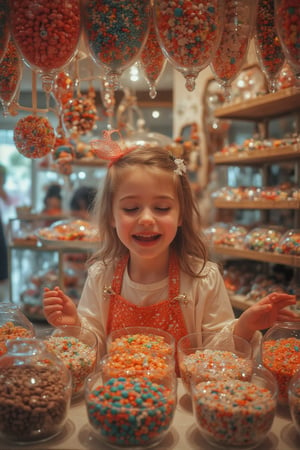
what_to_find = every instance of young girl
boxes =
[43,144,297,358]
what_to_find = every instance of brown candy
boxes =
[0,365,70,442]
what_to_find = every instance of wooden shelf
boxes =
[213,199,300,210]
[71,159,107,167]
[214,87,300,120]
[213,144,300,165]
[212,245,300,268]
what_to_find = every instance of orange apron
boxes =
[106,253,189,348]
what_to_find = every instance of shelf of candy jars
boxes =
[206,75,300,312]
[7,217,95,322]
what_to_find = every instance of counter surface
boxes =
[0,380,299,450]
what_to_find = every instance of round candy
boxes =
[83,1,151,78]
[52,72,74,107]
[63,96,98,136]
[0,0,9,64]
[10,0,81,73]
[154,0,223,91]
[14,115,55,159]
[211,0,256,87]
[140,18,166,99]
[255,0,285,91]
[0,40,22,114]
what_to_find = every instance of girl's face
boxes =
[111,166,181,263]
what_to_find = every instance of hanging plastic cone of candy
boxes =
[139,16,167,99]
[82,0,151,91]
[153,0,224,92]
[275,0,300,87]
[9,0,81,93]
[14,115,55,159]
[210,0,256,102]
[0,39,23,116]
[255,0,285,93]
[0,0,10,64]
[52,72,74,110]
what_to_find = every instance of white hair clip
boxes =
[174,158,187,176]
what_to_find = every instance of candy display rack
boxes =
[7,216,94,321]
[212,87,300,311]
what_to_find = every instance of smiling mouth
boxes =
[133,234,161,242]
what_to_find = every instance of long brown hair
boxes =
[90,146,208,277]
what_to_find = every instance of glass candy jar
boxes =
[0,303,35,356]
[262,321,300,405]
[289,368,300,434]
[0,339,72,443]
[85,366,177,448]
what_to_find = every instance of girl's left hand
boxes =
[235,292,299,340]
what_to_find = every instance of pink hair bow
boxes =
[90,129,133,167]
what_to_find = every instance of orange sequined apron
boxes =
[106,253,188,347]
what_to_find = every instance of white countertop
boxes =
[0,380,300,450]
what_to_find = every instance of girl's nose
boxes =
[138,208,154,224]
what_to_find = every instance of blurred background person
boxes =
[69,186,97,221]
[42,183,63,216]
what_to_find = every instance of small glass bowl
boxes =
[85,368,177,448]
[191,363,277,448]
[177,332,252,394]
[42,325,98,398]
[0,303,35,356]
[289,368,300,434]
[107,326,175,358]
[0,338,72,444]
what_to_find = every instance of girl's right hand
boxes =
[43,286,80,327]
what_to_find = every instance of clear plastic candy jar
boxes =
[289,368,300,434]
[244,226,283,252]
[191,363,277,448]
[0,303,35,355]
[275,228,300,255]
[0,338,72,443]
[262,321,300,405]
[85,367,177,448]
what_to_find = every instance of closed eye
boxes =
[123,207,139,213]
[156,207,170,212]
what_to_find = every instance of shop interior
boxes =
[0,2,300,448]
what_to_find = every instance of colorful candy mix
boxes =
[63,96,98,136]
[154,0,222,90]
[14,115,55,159]
[140,18,166,99]
[83,1,151,73]
[275,0,300,73]
[10,0,81,72]
[179,349,252,393]
[86,377,176,447]
[52,72,74,108]
[0,321,33,356]
[0,0,9,63]
[211,0,255,86]
[45,335,97,395]
[108,332,173,357]
[193,379,276,447]
[276,230,300,255]
[101,350,173,385]
[263,337,300,403]
[0,40,22,112]
[255,0,285,91]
